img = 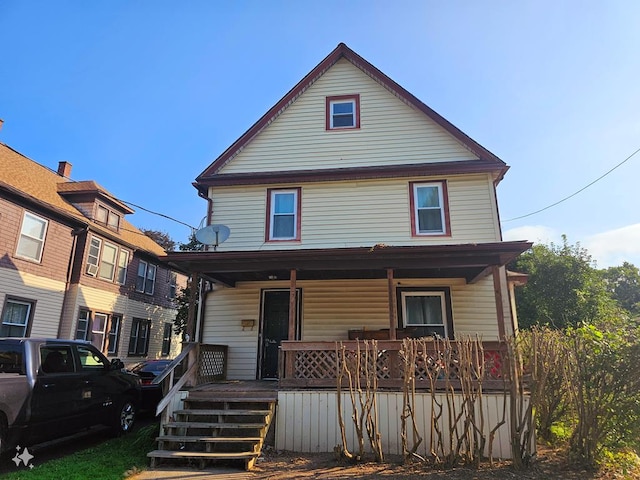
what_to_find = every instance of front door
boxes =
[259,289,300,379]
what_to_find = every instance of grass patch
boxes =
[0,424,157,480]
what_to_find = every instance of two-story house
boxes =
[157,43,531,467]
[0,140,186,362]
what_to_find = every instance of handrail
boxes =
[152,341,197,385]
[155,359,198,417]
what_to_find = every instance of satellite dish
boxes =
[195,224,230,250]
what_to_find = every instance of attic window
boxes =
[326,95,360,130]
[96,205,120,231]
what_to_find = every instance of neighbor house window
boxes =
[409,181,450,236]
[98,243,117,281]
[15,212,48,262]
[85,237,102,276]
[1,298,34,337]
[136,261,156,294]
[95,204,120,231]
[161,323,172,356]
[117,250,129,284]
[266,188,301,241]
[107,315,121,355]
[398,287,454,339]
[326,95,360,130]
[75,309,91,341]
[91,312,109,351]
[168,272,177,300]
[128,318,150,356]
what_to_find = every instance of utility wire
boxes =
[119,200,197,230]
[503,146,640,222]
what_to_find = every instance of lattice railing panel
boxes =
[197,345,227,384]
[287,341,506,384]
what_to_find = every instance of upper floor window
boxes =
[16,212,48,262]
[168,272,177,300]
[98,242,117,281]
[266,188,301,241]
[1,298,34,337]
[136,260,156,295]
[409,181,450,236]
[85,236,130,283]
[117,250,129,285]
[326,94,360,130]
[95,204,120,231]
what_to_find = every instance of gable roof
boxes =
[0,142,166,257]
[195,43,508,193]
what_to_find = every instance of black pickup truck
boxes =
[0,338,141,454]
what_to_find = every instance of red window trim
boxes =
[325,94,360,130]
[409,180,451,237]
[265,187,302,242]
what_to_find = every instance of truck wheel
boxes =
[112,398,136,435]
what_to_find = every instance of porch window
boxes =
[409,181,450,236]
[398,287,454,339]
[266,188,301,241]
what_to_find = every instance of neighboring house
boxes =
[159,43,532,464]
[0,141,186,362]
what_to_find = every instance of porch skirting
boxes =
[275,390,524,459]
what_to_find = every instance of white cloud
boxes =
[583,224,640,268]
[503,223,640,268]
[503,225,559,245]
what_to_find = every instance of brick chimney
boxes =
[0,119,4,131]
[57,161,72,178]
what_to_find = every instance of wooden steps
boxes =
[149,392,277,470]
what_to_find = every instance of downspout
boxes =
[195,187,213,343]
[57,225,87,338]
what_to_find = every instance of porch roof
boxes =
[162,241,532,287]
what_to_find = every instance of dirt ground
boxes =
[251,446,638,479]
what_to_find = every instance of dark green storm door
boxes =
[259,289,301,379]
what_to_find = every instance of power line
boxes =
[119,200,197,230]
[503,146,640,222]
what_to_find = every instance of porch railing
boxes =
[279,340,507,391]
[153,342,228,418]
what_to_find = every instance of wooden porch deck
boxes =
[188,380,279,401]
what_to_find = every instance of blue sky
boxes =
[1,1,639,268]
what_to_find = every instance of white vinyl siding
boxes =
[218,58,477,175]
[201,277,502,378]
[208,174,499,251]
[275,391,517,459]
[0,269,66,338]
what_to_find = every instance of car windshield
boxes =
[0,344,24,374]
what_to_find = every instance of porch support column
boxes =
[387,268,397,340]
[288,269,297,341]
[186,272,199,342]
[492,266,506,340]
